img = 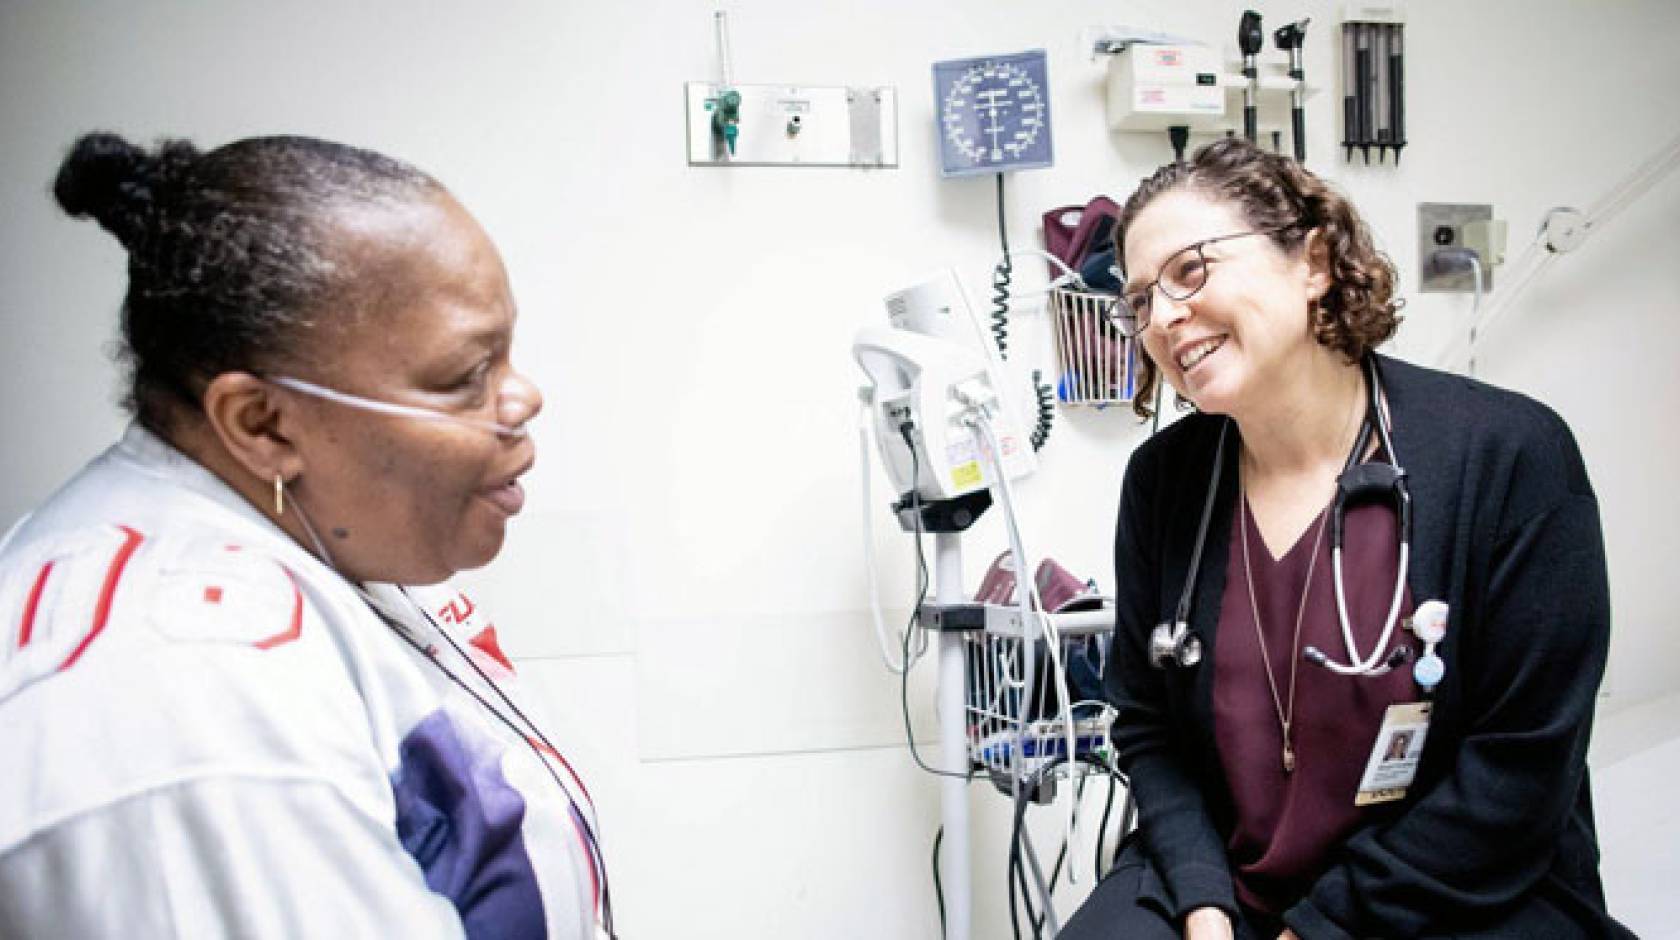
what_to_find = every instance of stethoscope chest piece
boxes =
[1151,620,1203,669]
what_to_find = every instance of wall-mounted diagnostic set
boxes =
[1092,14,1316,163]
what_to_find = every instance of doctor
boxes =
[0,132,612,938]
[1061,138,1628,939]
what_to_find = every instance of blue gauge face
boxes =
[933,50,1053,177]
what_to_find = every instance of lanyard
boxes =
[364,587,617,937]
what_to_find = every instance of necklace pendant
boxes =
[1283,740,1296,774]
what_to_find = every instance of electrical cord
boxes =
[992,173,1014,358]
[898,422,975,782]
[1030,772,1087,937]
[987,172,1055,452]
[1095,770,1118,881]
[933,825,946,939]
[1030,370,1053,451]
[1009,754,1129,940]
[969,414,1080,852]
[860,394,927,673]
[1169,124,1190,164]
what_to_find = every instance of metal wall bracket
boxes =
[685,82,899,168]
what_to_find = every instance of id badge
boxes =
[1354,701,1432,806]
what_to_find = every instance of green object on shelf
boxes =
[712,88,741,154]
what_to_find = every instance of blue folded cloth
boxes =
[1079,246,1123,293]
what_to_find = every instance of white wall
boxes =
[2,1,1675,936]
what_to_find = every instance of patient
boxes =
[0,131,613,938]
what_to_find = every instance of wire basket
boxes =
[1047,287,1136,407]
[965,607,1116,797]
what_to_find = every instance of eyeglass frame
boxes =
[1106,224,1299,337]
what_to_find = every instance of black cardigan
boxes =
[1105,355,1626,938]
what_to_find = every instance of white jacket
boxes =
[0,425,602,939]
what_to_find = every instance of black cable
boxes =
[1009,754,1130,939]
[933,826,946,939]
[1009,768,1043,940]
[1030,772,1086,936]
[989,171,1055,452]
[1095,769,1118,882]
[1009,826,1038,940]
[1168,124,1190,164]
[991,173,1013,358]
[1118,785,1137,870]
[1030,369,1053,451]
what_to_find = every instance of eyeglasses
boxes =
[1108,226,1292,337]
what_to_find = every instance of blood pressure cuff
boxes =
[1042,196,1121,280]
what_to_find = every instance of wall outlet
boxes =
[1417,202,1494,292]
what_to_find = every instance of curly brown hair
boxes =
[1116,137,1402,418]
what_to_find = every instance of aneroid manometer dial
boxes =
[933,50,1053,177]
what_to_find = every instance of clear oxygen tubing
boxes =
[268,375,528,438]
[858,391,927,674]
[1436,128,1680,372]
[969,410,1082,889]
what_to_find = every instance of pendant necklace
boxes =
[1239,480,1329,774]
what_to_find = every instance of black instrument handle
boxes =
[1390,41,1406,152]
[1355,43,1372,161]
[1343,96,1357,160]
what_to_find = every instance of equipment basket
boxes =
[964,604,1117,798]
[1047,287,1137,407]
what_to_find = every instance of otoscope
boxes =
[1239,10,1264,143]
[1273,18,1310,161]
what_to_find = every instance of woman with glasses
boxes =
[0,133,615,938]
[1061,138,1627,939]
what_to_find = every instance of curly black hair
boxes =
[1115,137,1402,419]
[53,132,440,433]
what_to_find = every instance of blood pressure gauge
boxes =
[932,50,1054,177]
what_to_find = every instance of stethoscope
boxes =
[1149,355,1447,693]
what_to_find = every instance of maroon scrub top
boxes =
[1213,490,1419,914]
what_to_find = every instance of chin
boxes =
[1182,369,1248,416]
[451,527,508,574]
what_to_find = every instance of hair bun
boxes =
[53,132,200,250]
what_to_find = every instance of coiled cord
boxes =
[990,172,1055,451]
[1030,369,1053,451]
[991,173,1013,358]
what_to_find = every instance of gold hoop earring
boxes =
[274,473,285,517]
